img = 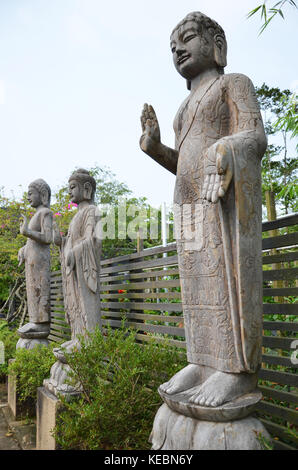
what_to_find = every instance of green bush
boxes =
[0,320,18,381]
[53,324,187,450]
[8,343,56,401]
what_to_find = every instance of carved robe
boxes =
[174,73,267,373]
[22,208,53,323]
[60,205,101,339]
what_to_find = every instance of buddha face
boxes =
[68,179,84,204]
[170,20,216,80]
[28,186,42,208]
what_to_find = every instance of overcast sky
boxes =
[0,0,297,207]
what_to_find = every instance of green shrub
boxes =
[8,343,56,401]
[0,320,18,381]
[53,324,187,450]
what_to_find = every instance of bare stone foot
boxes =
[53,339,80,363]
[189,371,258,407]
[160,364,203,395]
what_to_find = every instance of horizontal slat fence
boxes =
[50,213,298,450]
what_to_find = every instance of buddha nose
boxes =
[176,42,186,55]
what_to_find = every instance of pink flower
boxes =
[72,202,78,207]
[54,212,62,217]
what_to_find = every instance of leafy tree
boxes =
[248,3,298,142]
[256,84,298,217]
[275,91,298,143]
[0,189,31,304]
[247,0,297,34]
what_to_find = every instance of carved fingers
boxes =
[140,103,161,154]
[20,214,29,236]
[203,144,233,203]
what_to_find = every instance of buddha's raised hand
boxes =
[203,142,234,203]
[140,103,161,156]
[20,214,29,236]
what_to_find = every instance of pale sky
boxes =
[0,0,297,207]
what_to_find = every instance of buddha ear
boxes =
[214,33,227,68]
[40,189,49,206]
[83,182,92,201]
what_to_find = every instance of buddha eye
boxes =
[184,34,196,43]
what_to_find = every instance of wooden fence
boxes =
[50,213,298,450]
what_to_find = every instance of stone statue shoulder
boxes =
[219,73,259,112]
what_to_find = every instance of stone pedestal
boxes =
[16,338,49,350]
[150,388,272,450]
[150,403,271,450]
[36,386,61,450]
[7,360,35,420]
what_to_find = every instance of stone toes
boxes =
[211,399,219,407]
[193,393,203,405]
[205,396,215,407]
[197,394,207,406]
[160,382,172,394]
[166,385,176,395]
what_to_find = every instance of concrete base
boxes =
[7,365,17,419]
[36,386,61,450]
[7,361,35,420]
[150,403,272,450]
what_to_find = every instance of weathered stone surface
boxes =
[159,387,262,422]
[36,387,61,450]
[17,179,53,346]
[16,338,49,350]
[140,10,267,412]
[43,169,101,397]
[7,368,17,419]
[150,404,272,450]
[140,11,269,449]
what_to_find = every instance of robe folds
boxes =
[173,73,267,373]
[60,204,101,339]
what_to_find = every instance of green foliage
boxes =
[8,343,56,401]
[53,324,187,450]
[255,431,273,450]
[247,1,297,34]
[275,92,298,142]
[256,84,298,215]
[0,320,18,380]
[0,189,31,301]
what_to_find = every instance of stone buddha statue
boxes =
[44,169,101,397]
[140,11,267,409]
[17,179,53,349]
